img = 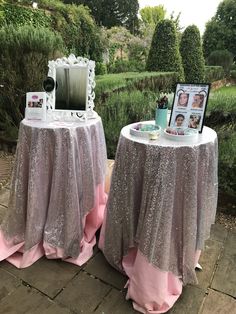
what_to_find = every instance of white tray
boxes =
[163,128,199,142]
[130,123,161,140]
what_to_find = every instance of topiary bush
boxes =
[0,25,65,139]
[180,25,205,83]
[207,49,234,76]
[146,19,184,81]
[230,70,236,80]
[204,66,225,82]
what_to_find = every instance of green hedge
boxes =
[205,86,236,197]
[95,71,178,105]
[0,2,104,62]
[96,90,157,158]
[146,19,184,81]
[0,3,52,28]
[180,25,205,83]
[204,66,225,83]
[0,25,65,139]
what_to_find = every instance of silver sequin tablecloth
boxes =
[0,117,107,266]
[101,123,218,286]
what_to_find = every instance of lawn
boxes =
[207,85,236,112]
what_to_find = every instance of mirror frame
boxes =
[46,54,96,121]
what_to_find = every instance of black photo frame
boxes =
[169,83,211,133]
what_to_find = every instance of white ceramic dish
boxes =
[163,127,199,142]
[130,123,161,140]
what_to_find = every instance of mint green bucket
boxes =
[155,108,168,130]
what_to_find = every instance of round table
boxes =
[0,117,107,268]
[99,122,218,313]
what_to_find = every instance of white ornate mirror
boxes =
[43,54,96,121]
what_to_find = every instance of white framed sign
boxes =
[25,92,47,121]
[169,83,211,133]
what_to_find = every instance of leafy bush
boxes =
[146,19,184,81]
[230,70,236,80]
[205,86,236,197]
[96,90,157,158]
[207,50,234,76]
[180,25,205,83]
[0,25,65,138]
[0,2,105,62]
[204,66,225,82]
[109,59,145,73]
[95,62,107,75]
[95,72,178,105]
[0,3,52,28]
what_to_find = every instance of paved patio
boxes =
[0,162,235,313]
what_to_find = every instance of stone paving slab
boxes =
[168,286,205,314]
[94,289,137,314]
[0,155,13,190]
[0,268,20,302]
[0,204,7,223]
[0,285,56,314]
[224,230,236,255]
[84,251,127,290]
[195,239,223,290]
[55,271,111,313]
[200,289,236,314]
[1,258,81,299]
[210,224,228,243]
[0,187,10,208]
[211,230,236,298]
[32,302,73,314]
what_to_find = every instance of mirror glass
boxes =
[46,55,96,120]
[55,66,88,111]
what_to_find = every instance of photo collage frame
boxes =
[169,83,211,133]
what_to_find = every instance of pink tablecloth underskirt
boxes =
[99,224,201,314]
[0,185,107,268]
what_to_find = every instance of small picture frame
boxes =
[25,92,47,121]
[169,83,211,133]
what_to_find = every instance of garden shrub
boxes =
[180,25,205,83]
[0,2,105,63]
[207,49,234,76]
[109,59,145,73]
[96,90,157,158]
[0,25,65,138]
[95,72,177,105]
[205,86,236,198]
[0,3,52,28]
[230,70,236,80]
[204,66,225,82]
[146,19,184,81]
[95,62,107,75]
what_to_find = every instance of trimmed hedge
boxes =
[0,2,104,62]
[96,90,157,158]
[205,88,236,197]
[180,25,205,83]
[0,25,65,138]
[146,19,184,81]
[95,71,178,105]
[204,66,225,83]
[0,3,52,28]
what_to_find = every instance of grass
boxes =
[207,85,236,113]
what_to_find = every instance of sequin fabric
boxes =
[103,125,218,285]
[1,117,107,258]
